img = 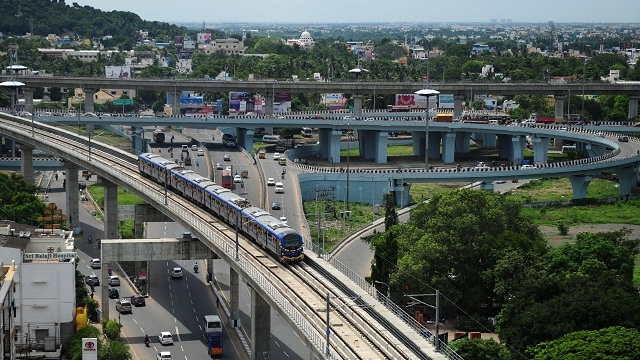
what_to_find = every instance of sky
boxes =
[71,0,640,24]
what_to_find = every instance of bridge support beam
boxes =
[19,144,34,184]
[569,175,592,199]
[429,132,442,160]
[616,165,639,196]
[250,286,271,359]
[83,89,96,114]
[511,136,526,166]
[532,137,551,164]
[64,162,79,229]
[320,129,342,163]
[442,133,456,164]
[100,178,119,240]
[229,267,240,328]
[453,95,464,118]
[131,126,144,154]
[237,128,255,152]
[554,95,565,122]
[264,90,274,117]
[628,96,639,121]
[480,181,495,192]
[23,87,34,114]
[585,143,605,157]
[353,95,363,118]
[455,132,471,153]
[497,134,511,160]
[483,133,497,148]
[357,130,388,163]
[391,178,411,207]
[170,91,181,116]
[2,137,14,156]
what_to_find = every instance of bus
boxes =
[301,127,313,137]
[221,169,233,189]
[152,132,165,143]
[262,134,281,144]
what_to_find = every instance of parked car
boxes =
[116,299,132,313]
[158,332,174,345]
[130,295,146,306]
[108,287,119,299]
[85,275,100,286]
[108,275,120,286]
[171,267,183,278]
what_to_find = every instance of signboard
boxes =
[24,252,76,260]
[113,99,134,106]
[438,94,454,109]
[82,338,98,360]
[395,94,429,109]
[104,66,131,79]
[197,33,212,44]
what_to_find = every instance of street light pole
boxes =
[374,280,391,306]
[414,89,440,170]
[405,291,441,351]
[235,215,239,261]
[163,165,168,205]
[582,58,586,129]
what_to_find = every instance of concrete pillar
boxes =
[554,95,565,122]
[585,143,605,157]
[23,87,34,114]
[428,132,442,159]
[511,136,526,165]
[455,132,471,153]
[353,95,363,118]
[83,89,96,114]
[441,133,456,164]
[171,91,181,116]
[19,144,34,184]
[532,137,551,164]
[616,165,639,196]
[569,175,592,199]
[453,95,464,118]
[264,91,274,117]
[482,133,497,148]
[64,162,79,229]
[322,129,342,164]
[237,128,255,152]
[628,96,639,121]
[374,131,388,164]
[206,258,214,282]
[250,286,271,359]
[480,181,495,192]
[497,134,511,159]
[102,179,119,240]
[4,138,14,157]
[101,264,111,322]
[229,267,239,327]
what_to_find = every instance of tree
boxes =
[375,42,406,60]
[448,338,510,360]
[101,319,123,340]
[391,190,547,312]
[365,193,399,286]
[0,172,46,224]
[100,340,132,360]
[528,326,640,360]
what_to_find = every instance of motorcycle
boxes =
[144,336,150,347]
[194,264,199,273]
[87,235,92,243]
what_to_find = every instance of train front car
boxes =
[241,207,304,262]
[138,153,182,185]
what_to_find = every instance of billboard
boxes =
[105,66,131,79]
[395,93,437,109]
[229,92,252,101]
[197,33,212,44]
[183,40,196,50]
[175,36,183,46]
[438,94,454,109]
[274,93,291,103]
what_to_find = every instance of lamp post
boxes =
[374,280,391,306]
[414,89,440,170]
[163,164,168,205]
[405,291,441,351]
[581,58,586,130]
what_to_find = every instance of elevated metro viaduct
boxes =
[4,75,640,121]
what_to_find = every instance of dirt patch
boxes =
[540,223,640,247]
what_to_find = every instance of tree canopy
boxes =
[0,172,47,225]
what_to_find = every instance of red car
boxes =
[130,295,146,306]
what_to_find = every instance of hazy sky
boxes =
[71,0,640,24]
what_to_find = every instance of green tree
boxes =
[365,193,400,287]
[375,42,406,60]
[0,172,46,224]
[528,326,640,360]
[99,340,132,360]
[101,319,123,340]
[448,338,510,360]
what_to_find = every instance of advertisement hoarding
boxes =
[438,94,454,109]
[197,33,212,44]
[104,66,131,79]
[274,93,292,103]
[395,94,432,109]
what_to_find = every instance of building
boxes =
[0,221,76,358]
[203,38,245,55]
[286,31,315,50]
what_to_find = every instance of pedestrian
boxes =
[216,296,220,308]
[55,173,58,181]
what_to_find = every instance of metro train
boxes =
[138,153,304,262]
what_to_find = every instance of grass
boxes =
[504,177,622,203]
[70,126,133,149]
[87,184,145,239]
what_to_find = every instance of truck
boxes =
[433,114,454,122]
[275,138,296,152]
[204,315,223,358]
[529,113,556,124]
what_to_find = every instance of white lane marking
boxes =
[275,340,280,347]
[175,326,181,342]
[132,319,138,324]
[283,351,290,357]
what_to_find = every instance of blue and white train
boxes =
[138,153,304,262]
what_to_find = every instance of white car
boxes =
[596,132,605,138]
[191,145,198,151]
[171,267,183,278]
[267,178,276,186]
[233,175,242,183]
[197,149,204,156]
[108,275,120,286]
[279,216,288,225]
[273,152,280,160]
[520,165,537,170]
[158,332,174,345]
[157,352,172,360]
[274,182,284,193]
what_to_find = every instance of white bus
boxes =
[203,315,222,335]
[301,127,313,137]
[262,134,281,144]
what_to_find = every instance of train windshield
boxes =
[282,233,301,248]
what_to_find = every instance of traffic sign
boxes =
[113,99,134,106]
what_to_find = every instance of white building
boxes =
[286,30,315,50]
[0,222,76,356]
[203,38,245,55]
